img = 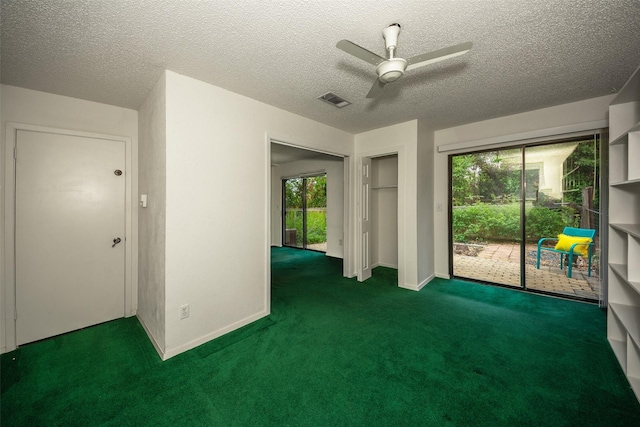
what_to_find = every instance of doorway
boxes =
[15,129,127,345]
[359,154,399,283]
[269,140,350,276]
[283,174,327,252]
[450,135,602,302]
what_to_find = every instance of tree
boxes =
[306,176,327,208]
[452,152,520,205]
[285,178,303,208]
[451,154,477,206]
[562,138,599,208]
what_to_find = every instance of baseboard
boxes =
[376,262,398,269]
[371,262,398,269]
[162,310,269,361]
[435,273,451,279]
[325,251,344,259]
[399,273,435,292]
[398,283,419,291]
[417,274,435,290]
[137,315,165,360]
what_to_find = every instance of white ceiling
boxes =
[2,0,640,135]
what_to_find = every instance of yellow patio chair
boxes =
[536,227,595,279]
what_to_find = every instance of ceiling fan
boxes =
[336,23,472,98]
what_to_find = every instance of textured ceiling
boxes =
[2,0,640,134]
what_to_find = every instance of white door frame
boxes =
[357,156,372,282]
[266,134,353,282]
[3,123,136,353]
[356,146,405,288]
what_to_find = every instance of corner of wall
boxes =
[417,120,435,284]
[0,84,5,353]
[137,72,167,354]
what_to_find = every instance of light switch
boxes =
[140,194,148,208]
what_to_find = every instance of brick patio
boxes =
[453,243,601,301]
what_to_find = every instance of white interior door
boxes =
[15,130,126,345]
[358,157,372,281]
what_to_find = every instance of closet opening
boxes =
[361,154,399,284]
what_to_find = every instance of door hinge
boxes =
[14,146,17,159]
[14,309,18,320]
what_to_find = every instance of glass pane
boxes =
[305,175,327,252]
[284,178,303,248]
[452,148,522,287]
[525,139,600,301]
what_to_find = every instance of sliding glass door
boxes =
[524,139,601,300]
[283,175,327,251]
[450,135,602,302]
[451,148,522,288]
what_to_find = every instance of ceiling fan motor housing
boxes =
[382,23,401,50]
[377,58,407,82]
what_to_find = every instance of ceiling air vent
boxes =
[317,92,351,108]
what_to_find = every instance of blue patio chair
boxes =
[536,227,596,279]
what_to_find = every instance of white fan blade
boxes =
[366,78,386,98]
[405,41,472,71]
[337,40,386,66]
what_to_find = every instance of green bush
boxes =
[285,210,326,245]
[525,206,577,241]
[453,203,577,243]
[306,211,327,244]
[453,203,520,242]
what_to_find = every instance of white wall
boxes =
[137,73,167,354]
[417,120,435,285]
[271,158,345,258]
[433,95,613,278]
[1,85,138,353]
[159,71,353,359]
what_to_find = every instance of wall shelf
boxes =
[608,64,640,403]
[610,303,640,348]
[610,178,640,188]
[610,223,640,239]
[610,122,640,145]
[608,338,627,371]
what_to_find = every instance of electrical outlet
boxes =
[179,304,190,320]
[339,239,343,246]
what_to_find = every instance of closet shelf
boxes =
[372,185,398,190]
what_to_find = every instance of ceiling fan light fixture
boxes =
[376,58,407,83]
[336,24,472,98]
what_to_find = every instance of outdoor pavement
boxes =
[303,241,600,300]
[454,243,601,301]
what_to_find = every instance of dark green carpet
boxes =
[2,247,639,426]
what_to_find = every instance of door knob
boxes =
[112,237,122,247]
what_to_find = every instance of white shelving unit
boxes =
[608,64,640,402]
